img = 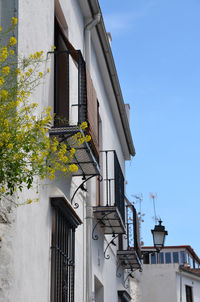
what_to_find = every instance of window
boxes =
[54,19,70,126]
[151,253,156,264]
[143,254,150,264]
[159,252,164,264]
[185,285,193,302]
[181,251,186,264]
[50,197,81,302]
[165,252,171,263]
[173,252,179,263]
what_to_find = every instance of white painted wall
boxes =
[0,0,132,301]
[132,264,179,302]
[131,263,200,302]
[176,269,200,302]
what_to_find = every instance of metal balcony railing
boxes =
[93,150,126,236]
[117,204,142,270]
[49,50,100,177]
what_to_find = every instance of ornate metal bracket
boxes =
[124,269,137,289]
[92,211,115,240]
[104,234,119,259]
[116,261,122,278]
[70,174,102,209]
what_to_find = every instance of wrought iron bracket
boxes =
[92,211,116,240]
[104,234,119,260]
[116,261,123,278]
[124,269,138,289]
[71,174,103,209]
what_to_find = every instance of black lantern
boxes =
[151,220,168,251]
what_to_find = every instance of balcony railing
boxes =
[49,50,100,177]
[117,204,142,270]
[93,150,126,235]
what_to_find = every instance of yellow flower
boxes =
[47,68,50,73]
[1,90,8,100]
[15,68,21,75]
[51,145,57,152]
[9,37,17,46]
[80,121,88,129]
[39,72,43,78]
[0,47,8,62]
[25,71,30,77]
[2,66,10,75]
[0,26,2,31]
[78,138,85,145]
[12,17,18,25]
[70,148,75,155]
[0,77,4,86]
[84,135,91,142]
[0,186,6,193]
[7,143,13,149]
[69,164,78,172]
[10,50,14,55]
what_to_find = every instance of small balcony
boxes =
[93,150,126,235]
[117,203,142,270]
[49,49,100,177]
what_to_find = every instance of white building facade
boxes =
[0,1,141,302]
[131,246,200,302]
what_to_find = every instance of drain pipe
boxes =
[84,13,101,302]
[85,13,101,72]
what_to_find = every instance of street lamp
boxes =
[151,220,168,252]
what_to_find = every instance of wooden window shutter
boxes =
[54,19,69,126]
[86,67,99,158]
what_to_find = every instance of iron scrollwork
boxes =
[104,234,119,260]
[71,174,102,209]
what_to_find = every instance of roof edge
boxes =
[86,0,136,157]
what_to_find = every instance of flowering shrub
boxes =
[0,18,90,204]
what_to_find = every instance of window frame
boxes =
[185,285,193,302]
[50,197,82,302]
[165,252,171,264]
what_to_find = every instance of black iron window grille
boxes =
[50,197,81,302]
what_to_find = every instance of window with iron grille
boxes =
[50,197,81,302]
[185,285,193,302]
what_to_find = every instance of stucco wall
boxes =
[0,0,131,301]
[132,264,179,302]
[176,270,200,302]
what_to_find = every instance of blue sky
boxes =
[99,0,200,255]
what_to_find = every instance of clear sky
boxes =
[99,0,200,256]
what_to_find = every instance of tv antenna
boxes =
[150,193,159,224]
